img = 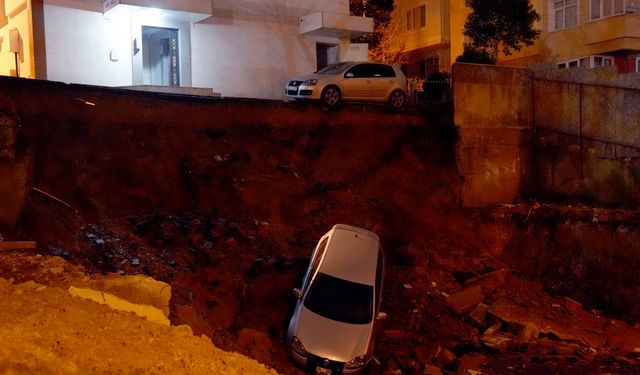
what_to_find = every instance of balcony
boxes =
[299,12,373,39]
[584,12,640,53]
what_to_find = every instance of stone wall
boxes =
[453,63,533,207]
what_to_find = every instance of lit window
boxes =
[591,0,626,19]
[553,0,578,30]
[406,5,426,31]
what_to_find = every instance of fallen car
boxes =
[287,224,386,374]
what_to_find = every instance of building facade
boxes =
[500,0,640,73]
[392,0,640,75]
[390,0,469,79]
[0,0,372,99]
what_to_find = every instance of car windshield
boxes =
[316,62,352,74]
[304,272,373,324]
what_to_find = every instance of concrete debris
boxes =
[423,364,443,375]
[514,321,540,340]
[470,303,489,326]
[481,331,512,353]
[445,285,484,314]
[456,354,486,375]
[438,348,457,365]
[563,297,583,315]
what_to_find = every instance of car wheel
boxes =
[321,86,341,109]
[388,89,407,111]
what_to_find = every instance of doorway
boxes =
[316,43,339,71]
[141,26,180,86]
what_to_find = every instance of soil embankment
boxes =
[2,77,640,374]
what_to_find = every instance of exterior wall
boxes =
[0,0,35,78]
[453,63,533,207]
[191,2,345,99]
[43,2,133,86]
[27,0,363,99]
[392,0,470,73]
[500,0,640,72]
[448,0,468,64]
[393,0,445,52]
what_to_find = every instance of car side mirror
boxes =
[376,312,388,320]
[345,72,354,78]
[292,288,303,299]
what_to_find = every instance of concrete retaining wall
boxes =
[453,63,533,207]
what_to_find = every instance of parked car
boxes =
[287,224,386,374]
[285,61,408,110]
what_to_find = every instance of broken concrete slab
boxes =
[446,285,484,314]
[456,354,487,375]
[481,331,513,353]
[424,364,444,375]
[68,274,171,325]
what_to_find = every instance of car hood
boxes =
[293,305,373,362]
[288,73,324,82]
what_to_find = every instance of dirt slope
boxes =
[2,78,640,374]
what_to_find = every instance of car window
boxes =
[375,249,384,312]
[378,64,396,78]
[346,63,396,78]
[346,63,376,78]
[301,236,329,291]
[317,62,352,74]
[304,273,373,324]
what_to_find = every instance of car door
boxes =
[368,64,398,100]
[342,63,377,100]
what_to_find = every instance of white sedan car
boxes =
[287,224,386,374]
[285,61,408,110]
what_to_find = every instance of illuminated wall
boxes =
[36,0,362,99]
[390,0,470,71]
[0,0,35,78]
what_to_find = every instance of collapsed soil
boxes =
[2,79,640,374]
[0,260,277,375]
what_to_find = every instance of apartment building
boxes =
[0,0,373,99]
[390,0,469,78]
[501,0,640,73]
[392,0,640,75]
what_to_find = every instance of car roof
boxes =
[317,224,380,286]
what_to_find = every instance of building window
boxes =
[553,0,578,30]
[591,0,626,19]
[406,5,426,31]
[557,55,615,69]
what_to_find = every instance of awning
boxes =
[103,0,212,22]
[299,12,373,39]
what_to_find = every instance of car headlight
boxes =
[345,355,366,370]
[303,79,318,86]
[290,336,307,358]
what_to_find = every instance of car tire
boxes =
[321,86,341,109]
[388,89,407,111]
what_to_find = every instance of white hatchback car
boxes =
[287,224,386,374]
[285,61,408,110]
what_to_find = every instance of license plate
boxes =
[287,86,297,91]
[315,367,331,375]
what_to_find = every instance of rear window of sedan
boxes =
[304,272,373,324]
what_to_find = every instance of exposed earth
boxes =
[1,81,640,374]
